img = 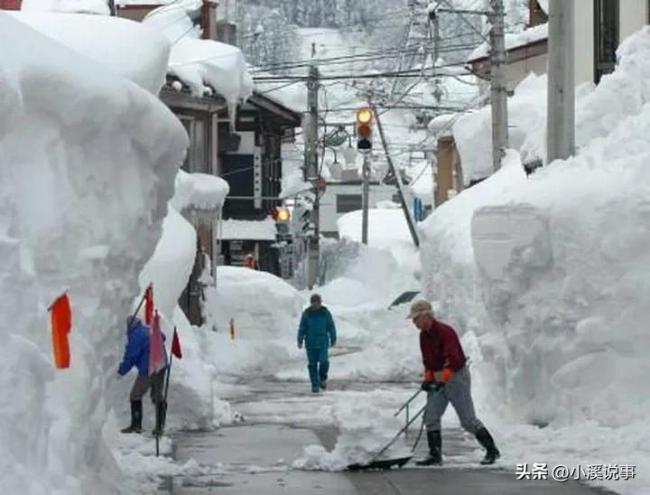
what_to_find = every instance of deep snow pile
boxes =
[455,25,650,181]
[421,27,650,494]
[0,12,186,495]
[419,150,527,332]
[201,266,307,377]
[11,12,170,94]
[293,393,413,471]
[143,5,253,110]
[336,207,420,280]
[452,74,548,182]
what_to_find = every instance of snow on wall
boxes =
[11,12,171,94]
[0,13,187,495]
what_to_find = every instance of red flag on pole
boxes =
[49,293,72,369]
[171,327,183,359]
[145,284,154,325]
[149,310,166,375]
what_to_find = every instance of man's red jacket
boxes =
[420,320,467,381]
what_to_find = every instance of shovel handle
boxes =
[394,388,423,417]
[371,404,426,463]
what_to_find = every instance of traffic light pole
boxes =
[373,106,420,248]
[361,152,370,245]
[304,65,320,289]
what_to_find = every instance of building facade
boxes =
[468,0,650,89]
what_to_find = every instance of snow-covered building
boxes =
[217,92,301,273]
[136,2,300,315]
[467,0,650,88]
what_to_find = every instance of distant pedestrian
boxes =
[407,300,500,465]
[297,294,337,393]
[118,316,167,434]
[244,253,258,270]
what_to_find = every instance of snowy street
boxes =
[3,1,650,494]
[167,377,614,495]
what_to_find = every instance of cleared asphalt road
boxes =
[167,379,617,495]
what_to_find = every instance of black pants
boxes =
[129,369,165,403]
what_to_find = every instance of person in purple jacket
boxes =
[408,300,500,466]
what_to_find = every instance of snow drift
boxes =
[0,12,186,495]
[11,12,171,94]
[422,27,650,494]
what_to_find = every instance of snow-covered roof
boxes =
[467,23,548,63]
[220,218,277,241]
[116,0,203,6]
[143,5,252,107]
[21,0,109,14]
[9,12,170,94]
[172,170,229,211]
[428,113,457,138]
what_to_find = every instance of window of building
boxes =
[336,194,362,213]
[594,0,619,83]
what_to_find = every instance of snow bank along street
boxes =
[1,1,649,494]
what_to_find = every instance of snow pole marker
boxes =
[156,327,182,457]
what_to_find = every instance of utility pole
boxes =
[488,0,508,171]
[373,106,420,248]
[304,64,320,289]
[431,9,443,105]
[546,0,575,162]
[361,152,370,245]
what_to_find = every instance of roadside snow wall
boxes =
[0,13,187,494]
[422,27,650,432]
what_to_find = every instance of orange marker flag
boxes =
[49,293,72,369]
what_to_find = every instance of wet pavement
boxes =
[167,379,618,495]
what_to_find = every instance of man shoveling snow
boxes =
[408,300,501,466]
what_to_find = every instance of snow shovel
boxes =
[346,404,426,471]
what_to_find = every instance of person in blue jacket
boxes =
[297,294,337,393]
[118,316,167,434]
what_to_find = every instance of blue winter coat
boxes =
[118,319,153,377]
[297,306,337,349]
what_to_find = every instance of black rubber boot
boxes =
[475,427,500,465]
[121,400,143,434]
[416,430,442,466]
